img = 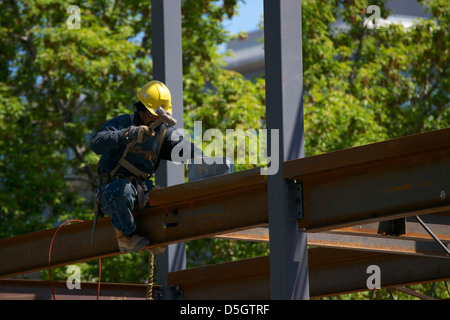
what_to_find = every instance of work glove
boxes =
[126,125,155,144]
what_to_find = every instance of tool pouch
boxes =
[93,185,106,218]
[94,171,110,218]
[91,181,107,244]
[134,179,148,211]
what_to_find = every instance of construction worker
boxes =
[90,80,203,253]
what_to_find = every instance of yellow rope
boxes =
[146,252,155,300]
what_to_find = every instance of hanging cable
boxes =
[415,215,450,257]
[48,219,102,300]
[387,288,396,300]
[444,281,450,297]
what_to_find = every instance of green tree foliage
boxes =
[302,0,449,156]
[301,0,450,299]
[0,0,243,283]
[0,0,244,238]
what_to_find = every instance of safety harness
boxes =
[91,114,167,244]
[109,125,167,181]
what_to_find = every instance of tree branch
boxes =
[348,26,366,93]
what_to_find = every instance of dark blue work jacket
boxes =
[90,111,199,178]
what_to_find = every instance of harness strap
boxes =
[117,152,150,179]
[154,124,167,174]
[109,114,168,181]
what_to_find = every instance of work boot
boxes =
[115,229,150,253]
[147,245,166,255]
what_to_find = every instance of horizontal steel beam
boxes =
[216,214,450,241]
[0,279,151,300]
[283,128,450,232]
[170,253,271,300]
[216,228,450,258]
[331,214,450,241]
[215,214,450,258]
[3,129,450,278]
[307,233,450,258]
[308,248,450,298]
[168,247,450,299]
[0,168,267,278]
[3,276,445,300]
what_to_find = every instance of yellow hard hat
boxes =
[136,80,173,116]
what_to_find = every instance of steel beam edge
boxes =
[282,128,450,232]
[167,247,450,299]
[0,278,154,300]
[214,225,450,258]
[0,167,267,278]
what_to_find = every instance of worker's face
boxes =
[138,110,158,126]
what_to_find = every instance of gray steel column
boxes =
[264,0,309,299]
[151,0,186,299]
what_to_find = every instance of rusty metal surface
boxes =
[308,248,450,298]
[333,214,450,241]
[168,254,271,300]
[0,279,151,300]
[214,227,270,242]
[3,128,450,298]
[0,219,119,278]
[307,233,450,258]
[283,128,450,232]
[168,247,450,299]
[0,168,267,278]
[215,214,450,258]
[284,128,450,180]
[215,229,450,258]
[148,167,265,207]
[216,214,450,242]
[5,245,449,300]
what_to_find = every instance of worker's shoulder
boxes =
[113,113,134,122]
[104,113,135,127]
[164,125,187,144]
[164,124,179,137]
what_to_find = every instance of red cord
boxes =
[48,219,101,300]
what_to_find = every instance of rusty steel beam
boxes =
[214,227,270,242]
[168,247,450,299]
[0,219,118,278]
[215,214,450,257]
[283,128,450,232]
[215,214,450,242]
[0,168,267,278]
[169,253,271,300]
[0,279,151,300]
[308,248,450,298]
[331,214,450,241]
[307,233,450,258]
[3,129,450,278]
[215,225,450,258]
